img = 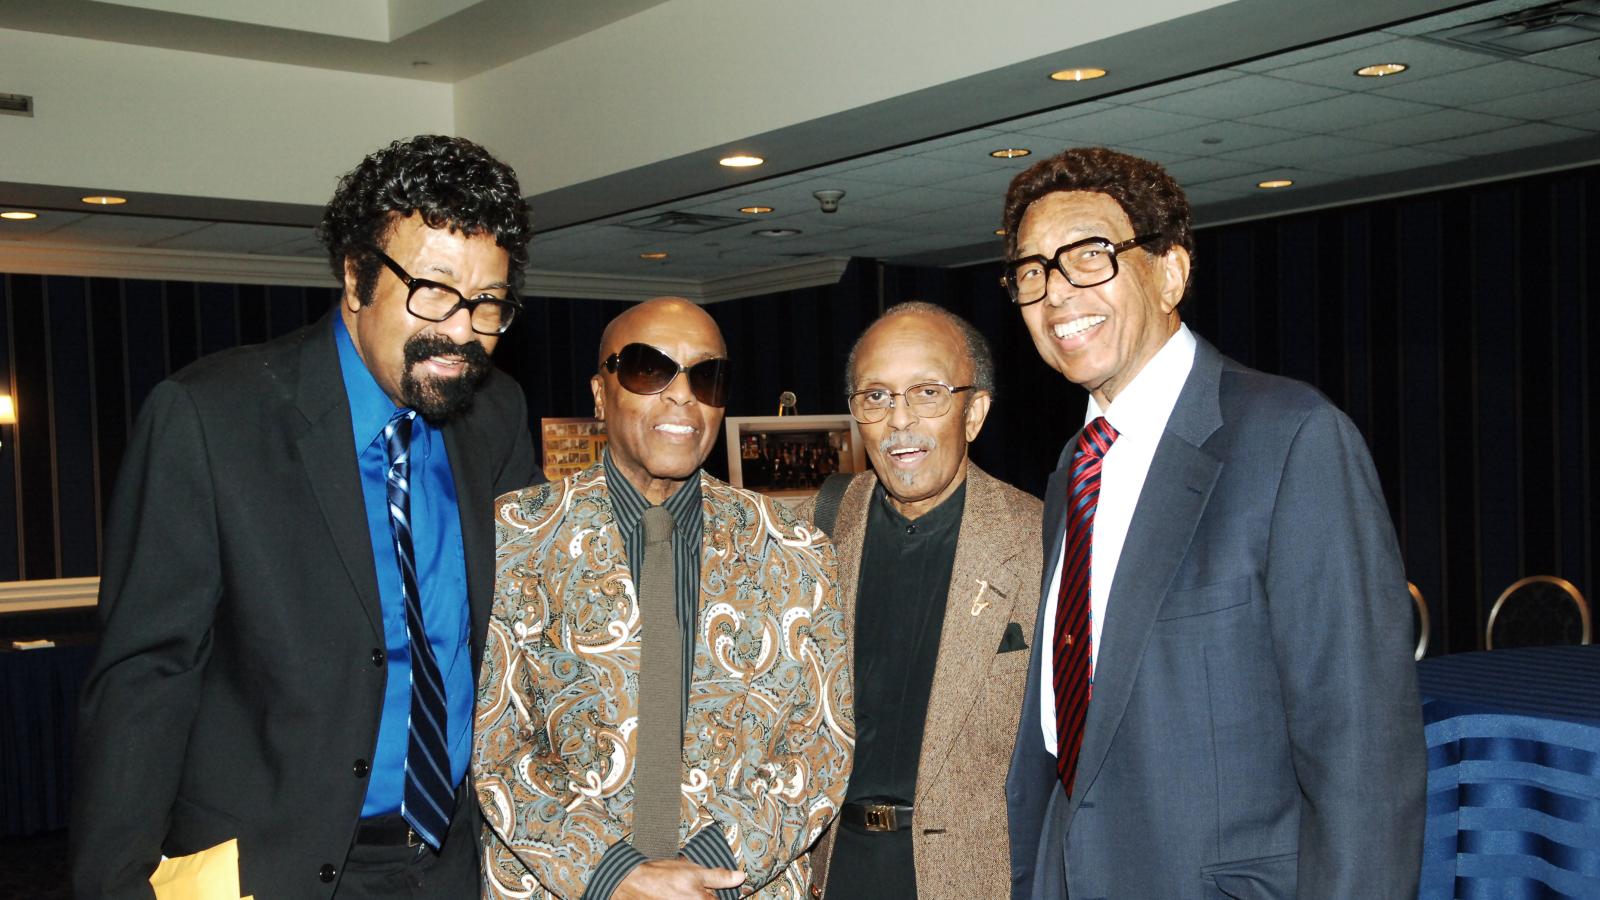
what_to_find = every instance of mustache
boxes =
[878,430,938,455]
[403,334,491,369]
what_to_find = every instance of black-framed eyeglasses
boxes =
[371,247,520,335]
[1000,234,1158,306]
[847,382,974,425]
[603,342,731,407]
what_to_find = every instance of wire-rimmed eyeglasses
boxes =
[847,382,974,425]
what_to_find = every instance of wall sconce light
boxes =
[0,394,15,454]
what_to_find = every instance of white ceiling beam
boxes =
[0,28,452,206]
[90,0,391,41]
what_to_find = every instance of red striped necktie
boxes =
[1053,415,1119,797]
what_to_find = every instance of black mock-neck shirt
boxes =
[825,479,966,899]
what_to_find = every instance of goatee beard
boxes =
[400,334,492,423]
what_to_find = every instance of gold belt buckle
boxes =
[863,803,897,832]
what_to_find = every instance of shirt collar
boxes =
[873,476,967,534]
[334,314,406,449]
[1085,322,1197,439]
[603,447,701,536]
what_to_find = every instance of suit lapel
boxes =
[293,312,384,643]
[828,471,876,630]
[1039,464,1071,603]
[915,465,1025,799]
[1066,338,1226,822]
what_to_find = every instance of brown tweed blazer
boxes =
[799,463,1043,899]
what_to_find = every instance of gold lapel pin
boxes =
[970,579,991,617]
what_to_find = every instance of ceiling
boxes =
[2,0,1598,297]
[0,0,670,81]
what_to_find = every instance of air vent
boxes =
[621,211,745,234]
[1424,0,1600,57]
[0,93,33,117]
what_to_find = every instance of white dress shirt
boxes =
[1039,324,1196,755]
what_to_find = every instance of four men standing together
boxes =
[73,135,1425,899]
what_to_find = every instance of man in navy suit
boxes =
[1002,147,1425,899]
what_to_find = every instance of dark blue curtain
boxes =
[2,163,1596,652]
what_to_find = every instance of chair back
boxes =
[1486,576,1592,650]
[1409,581,1429,661]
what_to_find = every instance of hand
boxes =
[612,858,746,900]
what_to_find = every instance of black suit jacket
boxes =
[71,312,539,899]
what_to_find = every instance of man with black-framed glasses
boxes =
[798,302,1042,900]
[1001,147,1424,900]
[475,297,853,900]
[74,135,539,899]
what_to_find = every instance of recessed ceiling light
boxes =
[81,195,127,205]
[639,251,669,260]
[990,148,1031,159]
[719,154,764,168]
[1257,179,1295,189]
[753,228,801,237]
[1355,63,1408,78]
[739,205,774,214]
[0,211,38,220]
[1049,67,1107,82]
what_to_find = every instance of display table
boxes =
[1417,645,1600,898]
[0,640,97,836]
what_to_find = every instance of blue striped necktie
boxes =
[383,409,452,849]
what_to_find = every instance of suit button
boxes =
[371,648,384,667]
[352,758,370,778]
[319,863,336,882]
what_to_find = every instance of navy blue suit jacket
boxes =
[1006,336,1425,900]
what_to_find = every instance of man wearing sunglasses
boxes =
[799,302,1042,900]
[74,135,539,899]
[1002,146,1425,900]
[476,297,853,900]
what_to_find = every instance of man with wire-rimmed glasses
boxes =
[799,301,1043,900]
[1000,147,1425,900]
[74,135,539,899]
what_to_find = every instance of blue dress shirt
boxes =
[334,318,473,816]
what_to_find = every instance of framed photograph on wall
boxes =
[723,414,866,502]
[540,417,608,481]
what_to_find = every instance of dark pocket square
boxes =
[997,621,1028,653]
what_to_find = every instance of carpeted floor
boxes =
[0,829,70,899]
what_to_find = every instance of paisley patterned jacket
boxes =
[475,463,855,899]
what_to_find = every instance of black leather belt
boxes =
[841,798,914,832]
[354,814,424,848]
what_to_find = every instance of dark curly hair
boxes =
[316,135,533,305]
[1002,146,1194,284]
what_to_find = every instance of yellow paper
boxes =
[149,838,249,900]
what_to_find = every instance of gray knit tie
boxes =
[632,505,684,858]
